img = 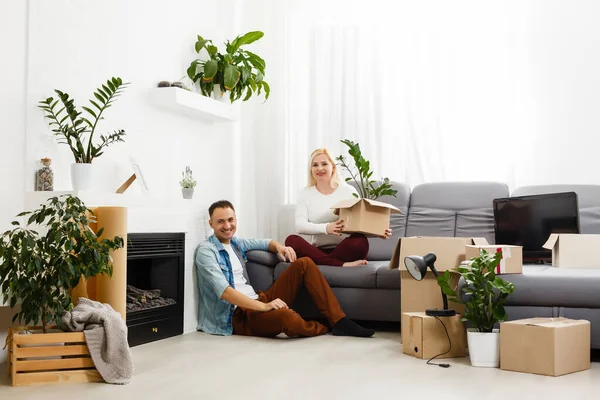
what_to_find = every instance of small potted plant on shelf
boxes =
[0,195,124,334]
[180,166,196,199]
[437,249,516,368]
[37,77,129,191]
[186,31,270,103]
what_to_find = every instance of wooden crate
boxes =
[7,327,103,386]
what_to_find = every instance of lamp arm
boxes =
[429,265,450,311]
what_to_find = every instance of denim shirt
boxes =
[194,234,270,335]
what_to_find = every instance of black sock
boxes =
[331,317,375,338]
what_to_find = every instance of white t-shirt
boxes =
[222,243,258,301]
[295,184,358,248]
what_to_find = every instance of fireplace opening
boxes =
[126,232,184,347]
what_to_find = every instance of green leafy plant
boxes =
[437,249,516,333]
[37,77,129,163]
[335,139,398,200]
[186,31,270,103]
[179,166,197,188]
[0,195,124,333]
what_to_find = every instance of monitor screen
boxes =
[493,192,580,262]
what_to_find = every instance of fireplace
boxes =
[126,232,184,347]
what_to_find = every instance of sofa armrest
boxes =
[246,250,280,268]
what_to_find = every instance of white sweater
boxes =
[295,184,358,248]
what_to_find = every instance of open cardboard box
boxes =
[465,245,523,274]
[331,198,401,237]
[389,236,489,316]
[543,233,600,268]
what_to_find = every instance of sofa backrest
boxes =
[405,182,509,244]
[511,185,600,234]
[349,181,411,261]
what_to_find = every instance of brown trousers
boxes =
[232,257,345,337]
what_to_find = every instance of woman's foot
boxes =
[342,259,368,267]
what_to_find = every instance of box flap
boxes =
[363,199,402,214]
[505,317,589,328]
[542,233,559,250]
[330,198,362,210]
[472,237,489,246]
[388,238,402,269]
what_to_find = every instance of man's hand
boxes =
[276,244,297,262]
[326,220,344,236]
[261,298,288,312]
[383,228,392,239]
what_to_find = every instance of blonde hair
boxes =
[307,148,343,188]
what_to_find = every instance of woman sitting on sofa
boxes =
[285,148,391,267]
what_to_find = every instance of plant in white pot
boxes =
[0,195,124,334]
[437,249,516,367]
[180,166,196,199]
[38,77,129,191]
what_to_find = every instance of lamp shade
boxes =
[404,253,437,281]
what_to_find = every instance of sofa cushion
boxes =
[511,185,600,234]
[376,263,401,289]
[274,262,377,289]
[406,182,509,244]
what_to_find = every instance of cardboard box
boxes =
[465,245,523,274]
[543,234,600,268]
[500,318,591,376]
[390,237,489,317]
[402,312,467,359]
[331,198,401,237]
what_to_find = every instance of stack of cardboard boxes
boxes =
[388,235,592,377]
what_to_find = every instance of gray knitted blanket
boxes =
[60,298,133,384]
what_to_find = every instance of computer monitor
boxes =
[493,192,580,262]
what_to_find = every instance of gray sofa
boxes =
[246,182,600,349]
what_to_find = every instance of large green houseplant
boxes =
[0,195,124,333]
[186,31,270,103]
[335,139,398,200]
[37,77,129,190]
[437,249,516,367]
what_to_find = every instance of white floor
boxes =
[0,330,598,399]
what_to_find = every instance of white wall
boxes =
[513,0,600,187]
[0,0,28,364]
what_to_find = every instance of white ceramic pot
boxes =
[467,328,500,367]
[212,85,229,102]
[182,188,194,199]
[71,163,93,191]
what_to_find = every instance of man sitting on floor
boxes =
[195,200,374,338]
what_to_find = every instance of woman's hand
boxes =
[326,220,344,236]
[383,228,392,239]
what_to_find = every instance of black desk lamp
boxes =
[404,252,456,317]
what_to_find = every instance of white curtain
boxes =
[240,0,537,238]
[283,1,535,201]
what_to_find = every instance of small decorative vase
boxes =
[71,163,93,191]
[182,188,194,199]
[36,158,54,191]
[212,85,229,102]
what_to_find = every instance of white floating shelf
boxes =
[148,87,238,122]
[24,190,196,210]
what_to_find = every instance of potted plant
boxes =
[186,31,270,103]
[335,139,398,200]
[0,195,124,334]
[437,249,516,367]
[180,166,196,199]
[37,77,129,191]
